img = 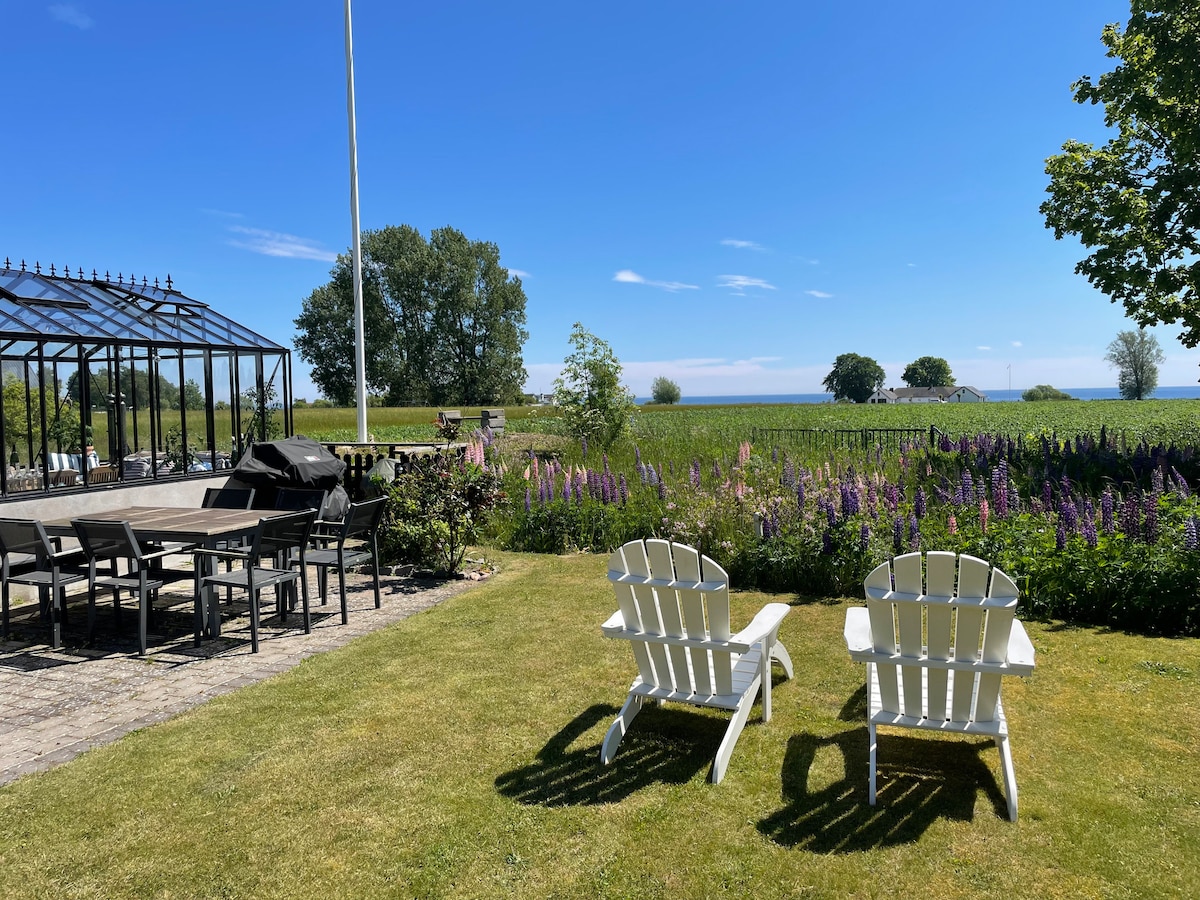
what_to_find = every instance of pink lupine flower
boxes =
[948,515,957,535]
[522,465,530,481]
[980,498,990,533]
[738,441,752,466]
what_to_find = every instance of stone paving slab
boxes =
[0,571,482,786]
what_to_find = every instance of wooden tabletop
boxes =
[42,505,273,544]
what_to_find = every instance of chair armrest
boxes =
[844,606,872,658]
[193,547,251,563]
[728,602,790,652]
[139,545,193,564]
[600,610,626,636]
[1006,620,1036,673]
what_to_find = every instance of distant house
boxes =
[867,385,988,404]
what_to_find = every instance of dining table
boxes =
[41,505,276,640]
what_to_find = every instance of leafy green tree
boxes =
[650,376,681,404]
[1022,384,1074,401]
[1105,328,1165,399]
[295,225,528,407]
[823,353,885,403]
[553,323,637,448]
[901,356,954,388]
[1041,2,1200,347]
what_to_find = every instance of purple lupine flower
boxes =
[782,459,796,490]
[951,484,964,506]
[1059,499,1078,534]
[961,470,974,504]
[796,481,806,509]
[840,483,853,519]
[601,473,612,504]
[827,503,838,529]
[860,522,871,553]
[893,516,904,553]
[867,481,878,518]
[1101,488,1115,535]
[1055,522,1066,551]
[772,446,779,463]
[914,487,927,519]
[1186,516,1199,551]
[635,445,642,466]
[1082,515,1098,548]
[908,515,920,549]
[657,479,667,501]
[562,471,572,502]
[1042,480,1053,510]
[636,461,647,484]
[646,464,659,487]
[1143,495,1159,544]
[524,487,531,513]
[822,528,834,555]
[1172,467,1191,498]
[618,473,628,504]
[1120,493,1140,539]
[1151,466,1164,495]
[574,471,585,502]
[690,459,701,489]
[993,460,1009,518]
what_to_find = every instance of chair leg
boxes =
[868,721,878,806]
[192,568,204,648]
[249,592,260,653]
[995,733,1019,821]
[1,581,8,640]
[338,567,348,625]
[771,640,794,680]
[300,569,311,634]
[600,693,646,765]
[371,559,381,609]
[138,591,149,656]
[49,572,62,650]
[712,681,759,784]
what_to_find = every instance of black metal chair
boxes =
[303,497,387,624]
[72,519,181,656]
[203,486,256,509]
[273,487,327,518]
[0,518,87,649]
[192,509,316,653]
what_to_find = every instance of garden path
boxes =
[0,569,483,786]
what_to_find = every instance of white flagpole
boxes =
[345,0,367,442]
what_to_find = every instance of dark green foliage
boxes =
[822,353,885,403]
[901,356,954,388]
[1042,2,1200,347]
[295,225,529,407]
[650,376,682,404]
[1022,384,1074,401]
[377,452,502,573]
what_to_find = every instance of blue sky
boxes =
[6,1,1194,400]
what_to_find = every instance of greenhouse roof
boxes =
[0,261,286,355]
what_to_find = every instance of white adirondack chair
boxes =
[843,551,1036,820]
[600,539,793,784]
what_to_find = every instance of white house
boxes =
[867,385,987,404]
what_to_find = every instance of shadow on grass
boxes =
[495,703,716,806]
[758,724,1011,851]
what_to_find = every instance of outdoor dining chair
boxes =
[72,518,188,656]
[192,509,316,653]
[0,517,87,649]
[302,496,387,624]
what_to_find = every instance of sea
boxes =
[636,386,1200,405]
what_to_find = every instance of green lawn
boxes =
[0,550,1197,898]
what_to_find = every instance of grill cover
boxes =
[232,435,346,490]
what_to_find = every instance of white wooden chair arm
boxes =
[1006,619,1036,671]
[844,606,872,655]
[728,602,790,651]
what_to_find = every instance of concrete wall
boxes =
[1,473,233,521]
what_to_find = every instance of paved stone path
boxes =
[0,570,481,786]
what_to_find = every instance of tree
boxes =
[1022,384,1074,401]
[822,353,885,403]
[901,356,954,388]
[1105,328,1165,399]
[1041,3,1200,347]
[294,225,529,406]
[650,376,681,404]
[553,323,637,448]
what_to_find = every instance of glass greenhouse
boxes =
[0,260,293,497]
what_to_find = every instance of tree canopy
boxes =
[1022,384,1074,401]
[1105,328,1165,399]
[650,376,681,404]
[823,353,885,403]
[553,323,636,448]
[294,225,529,406]
[1041,2,1200,347]
[901,356,954,388]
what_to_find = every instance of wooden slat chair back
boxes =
[600,538,793,784]
[844,551,1036,820]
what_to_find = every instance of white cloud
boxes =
[201,208,244,219]
[907,262,917,267]
[805,289,833,299]
[612,269,699,292]
[718,274,776,295]
[721,239,765,251]
[49,4,92,28]
[1012,340,1023,348]
[227,226,337,262]
[507,268,530,279]
[977,345,992,351]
